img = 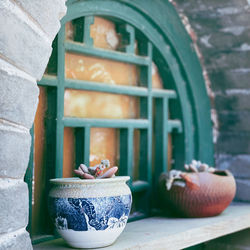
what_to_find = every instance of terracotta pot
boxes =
[159,170,236,217]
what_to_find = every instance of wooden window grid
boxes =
[25,14,183,244]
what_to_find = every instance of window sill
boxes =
[34,202,250,250]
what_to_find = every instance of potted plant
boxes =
[48,160,132,248]
[159,160,236,217]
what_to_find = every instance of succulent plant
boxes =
[74,159,118,179]
[165,160,215,190]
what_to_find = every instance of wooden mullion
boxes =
[75,128,85,168]
[147,42,153,184]
[64,41,150,66]
[154,98,168,178]
[83,16,94,46]
[64,78,148,97]
[83,126,90,166]
[38,75,58,87]
[119,128,134,185]
[55,24,65,178]
[63,117,149,129]
[44,86,57,234]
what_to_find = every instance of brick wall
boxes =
[0,1,66,249]
[173,0,250,249]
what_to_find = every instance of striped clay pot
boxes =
[159,170,236,217]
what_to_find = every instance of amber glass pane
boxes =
[63,128,76,177]
[152,62,163,89]
[65,17,121,50]
[65,53,138,86]
[89,128,119,167]
[32,86,47,235]
[90,17,120,50]
[64,89,139,119]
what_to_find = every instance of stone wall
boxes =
[0,1,66,249]
[174,0,250,202]
[173,0,250,249]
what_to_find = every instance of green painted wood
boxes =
[168,119,182,133]
[38,75,58,87]
[146,42,153,185]
[55,24,66,178]
[24,126,34,234]
[83,126,90,167]
[130,181,149,193]
[63,117,149,128]
[64,41,150,66]
[32,235,58,245]
[118,24,135,54]
[72,17,84,43]
[119,128,134,185]
[46,35,58,75]
[154,98,168,177]
[64,79,149,96]
[28,0,215,239]
[63,0,213,165]
[152,89,176,99]
[83,16,94,46]
[121,0,214,165]
[128,213,147,223]
[44,86,57,234]
[75,128,85,168]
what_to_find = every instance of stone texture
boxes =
[235,179,250,202]
[15,0,66,40]
[216,132,250,155]
[0,126,31,178]
[175,0,249,13]
[0,0,52,80]
[0,60,39,129]
[215,92,250,111]
[215,154,250,178]
[0,180,28,234]
[205,51,250,71]
[0,229,32,250]
[218,111,250,132]
[209,69,250,91]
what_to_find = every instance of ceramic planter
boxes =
[159,170,236,217]
[48,177,132,248]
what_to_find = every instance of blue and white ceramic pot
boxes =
[48,177,132,249]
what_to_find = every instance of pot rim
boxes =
[50,176,130,185]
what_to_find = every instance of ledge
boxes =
[34,202,250,250]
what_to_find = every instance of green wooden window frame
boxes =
[25,0,213,244]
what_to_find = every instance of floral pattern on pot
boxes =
[49,195,132,231]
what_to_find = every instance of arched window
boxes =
[25,0,213,242]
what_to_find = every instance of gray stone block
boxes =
[216,132,250,155]
[215,154,250,178]
[0,128,31,178]
[0,66,39,129]
[174,0,248,13]
[218,111,250,132]
[215,92,250,111]
[0,0,52,80]
[235,179,250,202]
[197,28,250,54]
[209,69,250,91]
[0,229,32,250]
[205,51,250,71]
[15,0,66,40]
[0,180,29,234]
